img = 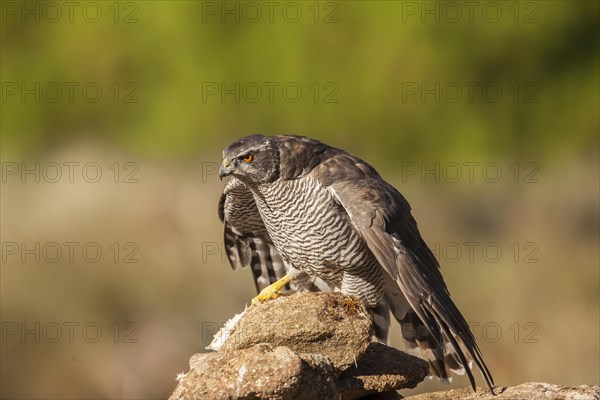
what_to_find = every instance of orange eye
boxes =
[242,153,254,163]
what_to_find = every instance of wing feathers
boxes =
[317,152,494,392]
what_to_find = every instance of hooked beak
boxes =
[219,159,233,180]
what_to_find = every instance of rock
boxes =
[170,341,428,400]
[170,292,429,400]
[220,292,373,371]
[360,392,403,400]
[337,342,429,399]
[403,382,600,400]
[169,292,600,400]
[170,343,337,400]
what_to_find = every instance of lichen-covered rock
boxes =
[338,342,429,399]
[170,343,337,400]
[170,292,429,399]
[170,292,599,400]
[403,382,600,400]
[170,341,429,400]
[220,292,373,371]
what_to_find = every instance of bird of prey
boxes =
[217,134,494,391]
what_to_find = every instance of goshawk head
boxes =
[219,134,280,184]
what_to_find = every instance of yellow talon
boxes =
[251,274,293,306]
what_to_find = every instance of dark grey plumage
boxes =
[217,134,494,391]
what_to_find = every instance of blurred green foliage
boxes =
[1,1,598,163]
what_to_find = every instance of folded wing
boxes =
[313,152,494,391]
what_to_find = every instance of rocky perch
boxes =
[169,292,600,400]
[170,292,428,399]
[405,382,600,400]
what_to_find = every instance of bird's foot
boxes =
[251,274,293,306]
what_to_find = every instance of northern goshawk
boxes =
[218,134,494,391]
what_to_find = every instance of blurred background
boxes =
[1,1,598,398]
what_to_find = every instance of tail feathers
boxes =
[368,298,391,344]
[382,270,493,392]
[248,239,287,293]
[383,271,458,380]
[223,222,251,270]
[374,296,468,382]
[222,228,287,294]
[400,310,466,383]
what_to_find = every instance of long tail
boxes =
[368,294,461,382]
[369,297,391,343]
[382,273,494,392]
[399,309,466,383]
